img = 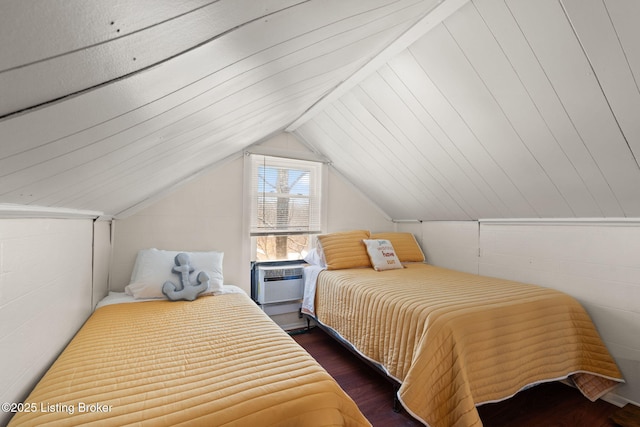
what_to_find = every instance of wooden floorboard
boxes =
[292,327,622,427]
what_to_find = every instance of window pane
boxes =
[250,155,322,235]
[254,234,311,261]
[248,154,323,261]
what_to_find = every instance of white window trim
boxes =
[242,150,327,262]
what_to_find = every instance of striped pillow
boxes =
[317,230,371,270]
[370,232,425,263]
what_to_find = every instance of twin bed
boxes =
[7,249,370,427]
[9,235,624,427]
[302,230,624,427]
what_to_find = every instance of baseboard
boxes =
[602,391,639,408]
[279,319,309,331]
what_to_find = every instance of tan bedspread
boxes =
[314,264,623,427]
[8,293,370,427]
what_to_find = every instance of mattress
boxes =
[313,263,623,427]
[8,292,370,427]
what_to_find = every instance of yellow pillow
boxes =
[363,239,403,271]
[317,230,371,270]
[370,232,425,262]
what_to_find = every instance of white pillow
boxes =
[362,239,403,271]
[126,248,224,299]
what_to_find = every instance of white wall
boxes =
[408,221,479,274]
[326,168,394,235]
[110,133,395,294]
[92,220,112,308]
[0,218,95,426]
[109,155,246,292]
[414,219,640,407]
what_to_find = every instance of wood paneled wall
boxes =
[0,218,95,426]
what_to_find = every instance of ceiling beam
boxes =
[0,203,104,219]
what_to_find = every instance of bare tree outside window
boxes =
[250,155,321,261]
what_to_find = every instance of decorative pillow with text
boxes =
[363,239,403,271]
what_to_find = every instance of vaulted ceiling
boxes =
[1,0,639,220]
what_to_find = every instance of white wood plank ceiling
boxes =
[0,0,441,217]
[294,0,640,220]
[1,0,640,220]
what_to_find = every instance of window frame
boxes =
[243,150,327,262]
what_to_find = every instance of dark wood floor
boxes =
[292,327,622,427]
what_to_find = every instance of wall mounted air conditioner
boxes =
[254,264,305,305]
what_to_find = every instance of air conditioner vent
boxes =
[262,266,304,281]
[255,264,305,304]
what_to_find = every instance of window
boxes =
[247,154,324,261]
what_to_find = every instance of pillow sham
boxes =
[316,230,371,270]
[363,239,403,271]
[126,248,224,299]
[370,232,425,263]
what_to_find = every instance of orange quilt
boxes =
[8,293,370,427]
[314,264,623,427]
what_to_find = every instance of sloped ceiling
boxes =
[0,0,441,217]
[1,0,640,220]
[293,0,640,220]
